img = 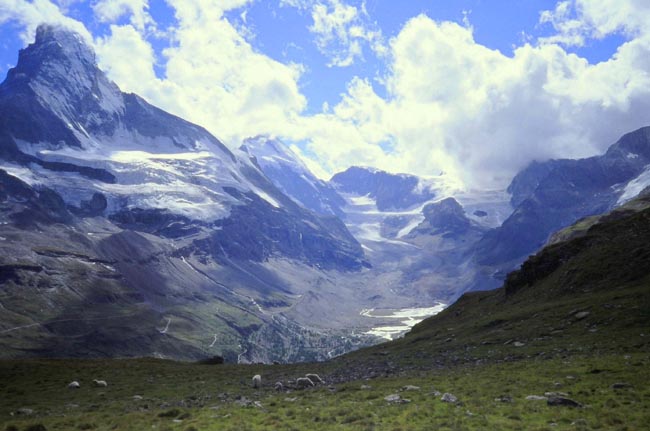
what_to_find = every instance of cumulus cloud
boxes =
[94,0,306,147]
[0,0,91,43]
[4,0,650,190]
[295,13,650,187]
[93,0,153,32]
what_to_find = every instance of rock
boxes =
[611,382,633,389]
[525,395,548,401]
[544,391,568,397]
[234,395,253,407]
[384,394,410,404]
[67,381,80,389]
[252,374,261,389]
[274,381,284,391]
[296,377,314,388]
[574,311,590,320]
[305,373,324,384]
[360,385,372,390]
[494,395,513,403]
[513,341,526,347]
[14,407,34,415]
[284,397,297,402]
[133,395,143,400]
[441,393,458,403]
[428,390,442,397]
[547,396,582,408]
[402,385,420,391]
[92,379,108,387]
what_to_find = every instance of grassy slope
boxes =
[2,200,650,430]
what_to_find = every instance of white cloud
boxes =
[539,0,650,47]
[306,0,385,67]
[293,12,650,187]
[93,0,307,147]
[92,0,153,32]
[5,0,650,191]
[0,0,91,43]
[95,24,161,96]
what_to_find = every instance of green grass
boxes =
[1,354,648,430]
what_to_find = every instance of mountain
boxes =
[343,188,650,370]
[331,166,437,211]
[2,186,649,431]
[240,136,346,217]
[0,24,371,362]
[476,127,650,268]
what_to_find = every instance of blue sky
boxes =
[1,1,649,188]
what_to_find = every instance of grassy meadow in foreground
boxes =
[1,353,649,431]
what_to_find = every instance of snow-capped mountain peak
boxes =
[240,136,347,217]
[241,135,310,173]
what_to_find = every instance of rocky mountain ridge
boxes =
[0,24,369,363]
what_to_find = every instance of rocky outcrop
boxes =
[410,198,471,237]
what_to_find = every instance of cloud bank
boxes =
[2,0,650,189]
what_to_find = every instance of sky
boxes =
[1,0,650,189]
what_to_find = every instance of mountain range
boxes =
[2,24,650,363]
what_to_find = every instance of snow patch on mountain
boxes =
[618,165,650,204]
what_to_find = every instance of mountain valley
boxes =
[3,25,650,366]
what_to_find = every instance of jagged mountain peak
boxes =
[241,135,310,173]
[0,24,124,149]
[5,24,119,102]
[240,136,346,217]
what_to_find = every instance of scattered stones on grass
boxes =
[494,395,513,403]
[305,373,324,384]
[401,385,420,391]
[441,393,458,404]
[234,395,263,408]
[12,407,34,416]
[92,379,108,387]
[547,396,582,408]
[545,391,569,397]
[296,377,314,388]
[384,394,410,404]
[360,385,372,390]
[574,311,590,320]
[67,381,80,389]
[525,395,548,401]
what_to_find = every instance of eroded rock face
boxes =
[411,198,471,237]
